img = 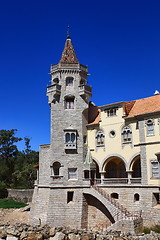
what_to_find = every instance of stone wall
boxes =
[0,224,159,240]
[7,189,34,203]
[100,186,160,227]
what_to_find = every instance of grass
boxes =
[0,198,28,209]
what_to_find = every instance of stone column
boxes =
[126,170,133,184]
[139,120,148,185]
[100,171,105,184]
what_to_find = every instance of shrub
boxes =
[151,224,160,233]
[143,224,160,234]
[143,227,151,234]
[0,181,8,198]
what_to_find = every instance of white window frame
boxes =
[107,108,117,117]
[122,126,132,144]
[146,119,154,136]
[96,130,105,147]
[151,159,160,178]
[64,130,77,149]
[68,168,77,180]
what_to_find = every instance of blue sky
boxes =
[0,0,160,150]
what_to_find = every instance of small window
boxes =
[151,160,160,178]
[107,108,117,117]
[153,193,160,206]
[65,97,74,109]
[134,193,140,202]
[122,126,132,143]
[80,80,84,85]
[111,193,119,199]
[96,130,105,146]
[83,135,87,144]
[84,170,89,179]
[64,130,77,149]
[68,168,77,180]
[136,121,139,129]
[53,78,59,84]
[66,77,73,86]
[109,130,116,138]
[146,119,154,136]
[67,191,74,203]
[53,162,61,176]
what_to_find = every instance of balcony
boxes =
[130,178,141,184]
[47,84,61,103]
[79,85,92,97]
[50,63,88,73]
[93,178,141,185]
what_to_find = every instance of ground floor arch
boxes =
[104,157,127,178]
[130,155,141,178]
[83,193,115,231]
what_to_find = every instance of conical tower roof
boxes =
[84,148,96,170]
[60,36,79,64]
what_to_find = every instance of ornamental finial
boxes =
[67,25,71,39]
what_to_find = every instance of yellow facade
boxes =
[87,98,160,186]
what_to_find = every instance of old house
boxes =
[31,35,160,233]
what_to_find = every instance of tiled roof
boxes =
[125,94,160,118]
[60,38,79,64]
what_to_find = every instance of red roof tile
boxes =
[60,38,78,64]
[125,94,160,118]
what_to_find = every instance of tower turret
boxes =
[31,35,93,228]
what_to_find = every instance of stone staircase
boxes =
[92,185,141,221]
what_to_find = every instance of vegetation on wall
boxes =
[0,129,39,190]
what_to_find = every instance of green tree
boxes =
[12,137,39,188]
[0,129,22,185]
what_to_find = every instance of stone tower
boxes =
[31,35,92,228]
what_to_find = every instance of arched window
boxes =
[146,119,154,136]
[96,130,105,146]
[134,193,140,202]
[64,130,77,149]
[122,126,132,143]
[132,157,141,178]
[53,162,61,176]
[65,97,74,109]
[66,77,73,86]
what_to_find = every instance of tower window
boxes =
[64,130,77,149]
[65,97,74,109]
[67,191,74,203]
[134,193,140,202]
[66,77,73,86]
[53,162,61,176]
[53,77,59,84]
[68,168,77,180]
